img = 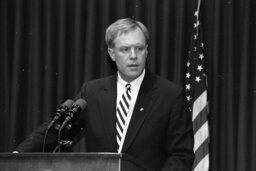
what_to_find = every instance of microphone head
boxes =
[49,99,74,130]
[53,99,74,118]
[62,99,74,108]
[58,99,87,132]
[73,98,87,110]
[66,99,87,119]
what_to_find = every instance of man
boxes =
[15,18,194,170]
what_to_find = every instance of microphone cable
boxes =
[42,99,74,152]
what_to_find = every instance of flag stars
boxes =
[195,77,201,82]
[186,96,191,101]
[199,53,204,60]
[194,11,199,17]
[187,62,191,67]
[197,65,203,71]
[186,84,191,90]
[194,21,200,28]
[186,72,191,78]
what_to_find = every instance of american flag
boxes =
[185,3,210,171]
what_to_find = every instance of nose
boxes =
[130,48,137,59]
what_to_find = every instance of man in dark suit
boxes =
[15,18,194,171]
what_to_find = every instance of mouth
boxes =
[128,64,139,68]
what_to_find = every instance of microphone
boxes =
[59,98,87,132]
[47,99,74,130]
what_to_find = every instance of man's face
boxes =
[108,28,148,82]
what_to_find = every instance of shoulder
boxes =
[77,74,116,97]
[146,70,183,94]
[82,74,116,88]
[148,72,187,109]
[157,75,182,90]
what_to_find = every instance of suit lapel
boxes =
[97,75,118,151]
[122,70,158,152]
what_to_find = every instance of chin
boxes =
[122,69,143,81]
[127,73,141,80]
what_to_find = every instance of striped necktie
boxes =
[116,83,131,152]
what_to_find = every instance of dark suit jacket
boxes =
[16,70,194,171]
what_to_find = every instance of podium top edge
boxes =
[0,152,123,159]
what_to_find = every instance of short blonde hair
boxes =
[105,18,149,48]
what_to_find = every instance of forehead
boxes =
[113,28,146,47]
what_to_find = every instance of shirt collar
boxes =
[117,69,145,92]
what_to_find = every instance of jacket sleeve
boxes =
[14,121,58,152]
[15,118,85,152]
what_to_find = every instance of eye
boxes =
[120,47,130,53]
[136,46,146,51]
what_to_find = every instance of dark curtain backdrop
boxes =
[0,0,256,171]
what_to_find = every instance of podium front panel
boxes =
[0,153,121,171]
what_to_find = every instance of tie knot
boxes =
[125,83,131,92]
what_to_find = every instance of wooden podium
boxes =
[0,153,146,171]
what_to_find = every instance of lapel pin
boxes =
[140,108,144,111]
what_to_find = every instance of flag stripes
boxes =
[194,154,209,171]
[193,107,208,133]
[192,91,207,121]
[193,138,209,167]
[193,121,209,152]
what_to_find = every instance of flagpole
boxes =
[195,0,202,36]
[196,0,202,18]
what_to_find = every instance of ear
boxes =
[107,48,115,62]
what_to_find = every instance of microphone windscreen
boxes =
[62,99,74,108]
[73,98,87,110]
